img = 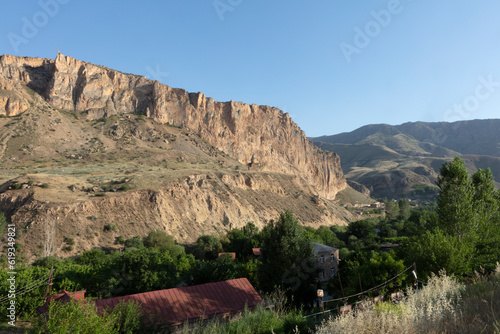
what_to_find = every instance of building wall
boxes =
[316,249,339,283]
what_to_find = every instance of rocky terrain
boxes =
[312,121,500,199]
[0,53,366,262]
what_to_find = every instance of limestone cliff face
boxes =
[0,52,346,198]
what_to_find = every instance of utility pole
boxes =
[412,263,418,293]
[44,267,54,301]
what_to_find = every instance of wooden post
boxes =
[44,267,54,301]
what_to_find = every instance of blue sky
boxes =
[1,1,500,136]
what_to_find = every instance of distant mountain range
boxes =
[311,119,500,199]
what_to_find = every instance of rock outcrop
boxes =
[0,52,346,198]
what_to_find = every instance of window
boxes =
[331,254,335,262]
[320,255,324,263]
[331,268,336,277]
[321,270,325,279]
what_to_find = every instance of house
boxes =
[314,243,339,283]
[252,248,261,258]
[36,278,262,329]
[94,278,262,327]
[36,290,86,315]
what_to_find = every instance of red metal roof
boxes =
[94,278,262,325]
[218,252,236,260]
[36,290,86,315]
[252,248,261,256]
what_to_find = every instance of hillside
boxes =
[312,120,500,199]
[0,53,367,262]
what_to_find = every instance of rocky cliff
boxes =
[0,52,346,199]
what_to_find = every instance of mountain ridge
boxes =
[0,52,346,199]
[312,119,500,199]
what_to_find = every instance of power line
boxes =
[324,264,414,305]
[0,274,50,304]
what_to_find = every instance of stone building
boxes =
[314,243,340,283]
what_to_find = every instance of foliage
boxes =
[103,224,116,232]
[143,230,175,250]
[0,265,50,320]
[107,300,145,334]
[258,211,318,307]
[436,157,478,242]
[184,305,308,334]
[404,157,500,278]
[30,299,118,334]
[194,235,223,260]
[0,211,7,237]
[124,236,143,249]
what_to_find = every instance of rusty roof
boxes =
[218,252,236,260]
[94,278,262,325]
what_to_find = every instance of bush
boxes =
[124,236,143,249]
[119,184,131,191]
[108,300,145,334]
[33,256,62,268]
[30,299,118,334]
[115,236,126,245]
[143,230,175,250]
[103,224,116,232]
[0,212,7,237]
[64,237,75,245]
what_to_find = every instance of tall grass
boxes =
[316,265,500,334]
[181,305,307,334]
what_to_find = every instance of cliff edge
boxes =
[0,52,346,199]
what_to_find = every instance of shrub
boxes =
[124,236,143,249]
[115,236,126,245]
[33,256,62,268]
[64,237,75,245]
[0,212,7,237]
[143,230,175,250]
[62,245,73,252]
[40,183,49,189]
[119,184,131,191]
[30,299,118,334]
[103,224,116,232]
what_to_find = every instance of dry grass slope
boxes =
[316,265,500,334]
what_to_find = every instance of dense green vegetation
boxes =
[1,157,499,332]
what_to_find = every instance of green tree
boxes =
[258,211,317,306]
[194,235,223,260]
[398,200,411,220]
[30,299,118,334]
[404,229,474,278]
[385,201,400,219]
[124,236,143,249]
[355,251,407,293]
[143,230,175,250]
[436,157,477,242]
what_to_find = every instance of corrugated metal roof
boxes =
[36,290,86,315]
[218,252,236,260]
[252,248,261,256]
[94,278,262,325]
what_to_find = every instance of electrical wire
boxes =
[0,274,50,304]
[324,264,414,304]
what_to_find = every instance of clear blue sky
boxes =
[1,1,500,136]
